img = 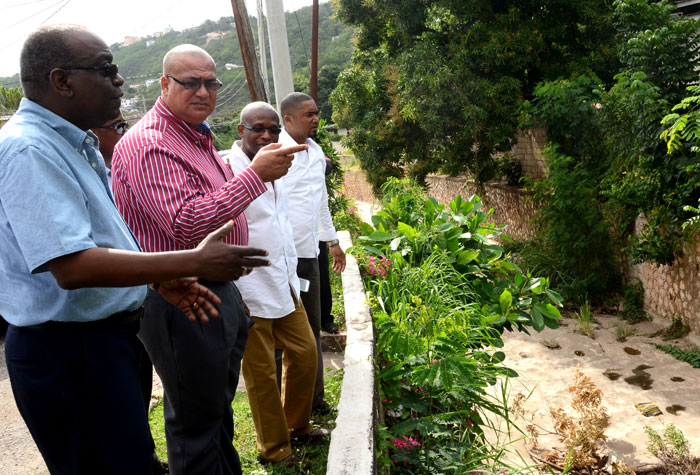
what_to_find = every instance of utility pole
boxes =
[264,0,294,111]
[310,0,319,101]
[256,0,271,100]
[230,0,267,102]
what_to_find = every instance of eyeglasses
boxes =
[166,74,223,91]
[241,123,282,135]
[95,121,129,135]
[58,64,120,78]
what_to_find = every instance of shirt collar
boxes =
[17,98,95,150]
[153,96,210,142]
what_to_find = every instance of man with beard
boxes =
[279,92,346,415]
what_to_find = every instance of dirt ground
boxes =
[488,312,700,473]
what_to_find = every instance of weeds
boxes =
[614,323,635,342]
[574,301,595,338]
[518,368,633,474]
[645,424,700,474]
[661,316,690,340]
[655,344,700,368]
[621,282,648,324]
[541,339,561,350]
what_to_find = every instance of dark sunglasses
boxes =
[241,123,282,135]
[166,74,223,91]
[52,64,120,79]
[95,121,129,135]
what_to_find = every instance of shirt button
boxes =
[85,138,90,144]
[92,163,97,168]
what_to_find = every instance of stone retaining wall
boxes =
[627,218,700,335]
[343,170,537,242]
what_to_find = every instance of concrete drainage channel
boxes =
[326,230,377,475]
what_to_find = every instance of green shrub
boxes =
[353,178,562,473]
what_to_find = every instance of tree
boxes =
[331,0,617,192]
[0,86,23,114]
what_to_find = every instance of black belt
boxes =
[13,307,144,332]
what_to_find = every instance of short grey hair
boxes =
[20,24,86,100]
[280,92,313,117]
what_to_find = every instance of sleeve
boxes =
[0,144,96,273]
[317,176,338,242]
[123,142,265,247]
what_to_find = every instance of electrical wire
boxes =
[1,0,66,31]
[0,0,51,9]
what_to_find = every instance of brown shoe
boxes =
[259,454,305,467]
[291,427,332,445]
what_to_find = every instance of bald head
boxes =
[163,44,215,75]
[237,102,281,159]
[240,101,279,124]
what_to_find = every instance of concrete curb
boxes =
[326,230,376,475]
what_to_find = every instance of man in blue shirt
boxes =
[0,25,269,475]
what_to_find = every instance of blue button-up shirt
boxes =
[0,98,146,326]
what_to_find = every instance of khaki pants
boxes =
[241,301,317,462]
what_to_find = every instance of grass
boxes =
[574,301,596,338]
[614,323,636,342]
[329,264,346,332]
[149,368,344,474]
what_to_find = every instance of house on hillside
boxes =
[676,0,700,18]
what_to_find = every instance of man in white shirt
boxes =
[227,102,321,466]
[279,92,346,414]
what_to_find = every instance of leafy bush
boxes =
[655,344,700,368]
[352,178,562,472]
[621,281,648,324]
[645,423,700,474]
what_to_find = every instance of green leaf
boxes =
[437,222,455,232]
[534,302,562,321]
[397,222,417,238]
[531,306,545,331]
[369,231,394,242]
[545,289,564,307]
[499,290,512,315]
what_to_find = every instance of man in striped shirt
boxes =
[111,44,306,475]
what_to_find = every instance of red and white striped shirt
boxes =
[111,97,266,252]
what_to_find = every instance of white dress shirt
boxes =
[225,142,300,319]
[279,129,338,258]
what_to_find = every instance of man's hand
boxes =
[195,221,270,281]
[158,278,222,322]
[330,243,346,273]
[249,143,309,182]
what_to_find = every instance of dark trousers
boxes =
[140,281,247,475]
[296,257,325,408]
[5,320,152,475]
[318,242,333,325]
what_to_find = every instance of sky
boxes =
[0,0,325,78]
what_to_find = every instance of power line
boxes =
[291,0,310,65]
[0,0,51,9]
[1,0,66,31]
[40,0,70,24]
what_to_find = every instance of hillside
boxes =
[0,2,354,125]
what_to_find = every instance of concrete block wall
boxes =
[326,231,376,475]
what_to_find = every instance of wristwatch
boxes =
[327,239,340,247]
